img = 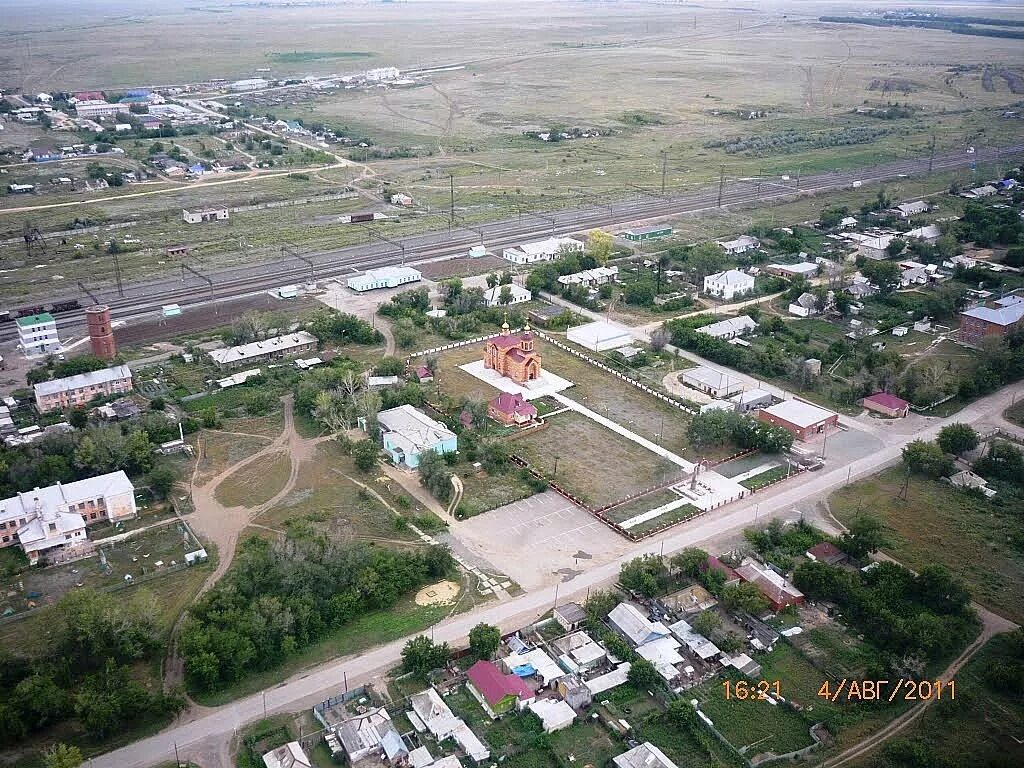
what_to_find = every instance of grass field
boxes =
[193,594,457,707]
[252,441,428,541]
[2,1,1020,300]
[843,631,1024,768]
[214,450,290,508]
[455,464,538,517]
[692,670,816,758]
[514,411,677,507]
[1005,399,1024,428]
[830,468,1024,624]
[740,465,790,490]
[192,430,272,486]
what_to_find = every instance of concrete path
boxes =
[90,382,1023,768]
[551,392,695,471]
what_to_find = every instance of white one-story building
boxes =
[483,284,532,307]
[566,319,633,352]
[681,366,744,398]
[502,236,584,265]
[347,266,422,292]
[717,235,760,255]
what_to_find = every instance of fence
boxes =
[750,724,826,767]
[533,330,698,415]
[228,189,359,214]
[406,332,502,361]
[313,686,368,729]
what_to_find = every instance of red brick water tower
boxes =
[86,305,117,359]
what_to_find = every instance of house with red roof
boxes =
[805,542,848,566]
[488,392,538,427]
[415,365,433,383]
[701,555,740,587]
[465,660,535,719]
[735,560,804,613]
[861,392,909,418]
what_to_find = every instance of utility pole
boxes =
[449,174,455,226]
[661,151,668,195]
[717,166,725,208]
[111,250,124,297]
[928,134,936,174]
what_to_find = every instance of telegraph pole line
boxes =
[449,174,455,226]
[928,134,936,174]
[717,166,725,207]
[661,151,668,195]
[111,250,124,297]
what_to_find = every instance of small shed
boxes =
[861,392,910,418]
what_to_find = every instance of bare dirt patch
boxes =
[414,579,460,606]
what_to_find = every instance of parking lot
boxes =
[448,491,632,591]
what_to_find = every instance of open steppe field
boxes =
[2,1,1023,297]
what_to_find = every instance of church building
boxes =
[483,320,542,385]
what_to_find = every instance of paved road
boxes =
[89,382,1023,768]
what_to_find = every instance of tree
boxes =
[587,230,614,265]
[401,635,450,677]
[15,674,68,729]
[623,280,656,306]
[841,514,887,560]
[720,582,769,615]
[693,610,720,637]
[43,744,83,768]
[149,397,166,411]
[418,450,453,503]
[486,273,498,288]
[886,237,907,258]
[861,260,902,295]
[499,270,513,285]
[717,631,744,653]
[649,327,670,352]
[670,547,708,579]
[498,285,514,305]
[687,242,726,283]
[619,555,669,598]
[352,439,379,473]
[627,658,661,690]
[936,423,979,456]
[687,409,737,449]
[819,205,850,229]
[902,440,954,478]
[68,407,89,429]
[468,623,501,659]
[146,464,176,499]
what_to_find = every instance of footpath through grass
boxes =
[830,467,1024,624]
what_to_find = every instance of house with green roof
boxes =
[16,313,60,357]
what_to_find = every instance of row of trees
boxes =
[180,530,453,692]
[0,590,183,746]
[0,416,180,502]
[686,409,794,453]
[794,560,977,669]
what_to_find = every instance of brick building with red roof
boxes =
[488,392,538,427]
[483,320,541,385]
[861,392,910,418]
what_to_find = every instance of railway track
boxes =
[3,142,1021,343]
